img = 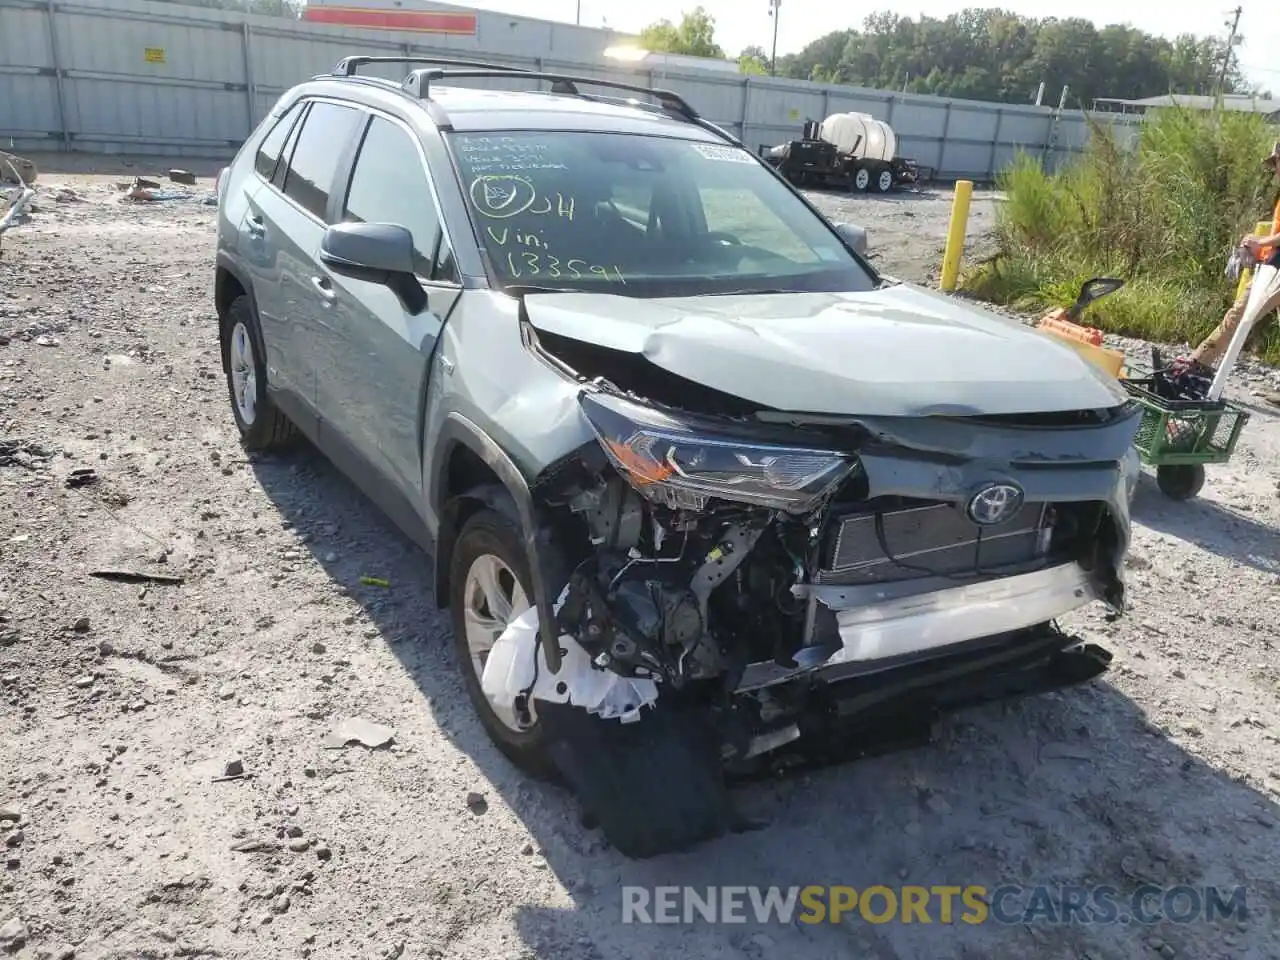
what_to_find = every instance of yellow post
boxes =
[1235,218,1272,300]
[939,180,974,292]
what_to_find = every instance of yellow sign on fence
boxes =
[144,47,166,64]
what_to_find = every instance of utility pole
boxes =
[768,0,781,76]
[1217,6,1242,96]
[575,0,581,25]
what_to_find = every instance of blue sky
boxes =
[452,1,1277,89]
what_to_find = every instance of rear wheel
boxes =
[851,167,871,192]
[1156,464,1205,500]
[875,167,894,193]
[219,295,297,450]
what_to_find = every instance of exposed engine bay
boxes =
[484,352,1140,769]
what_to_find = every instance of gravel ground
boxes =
[2,156,1280,960]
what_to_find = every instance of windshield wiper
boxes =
[707,288,791,296]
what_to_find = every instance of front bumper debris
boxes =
[480,601,659,724]
[734,561,1100,691]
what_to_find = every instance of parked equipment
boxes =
[761,114,921,193]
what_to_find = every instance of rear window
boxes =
[254,103,303,181]
[445,130,876,297]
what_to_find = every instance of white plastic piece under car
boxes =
[480,600,659,724]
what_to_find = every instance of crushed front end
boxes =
[499,385,1140,771]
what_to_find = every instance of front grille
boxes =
[816,499,1050,585]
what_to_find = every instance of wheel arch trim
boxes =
[430,412,563,674]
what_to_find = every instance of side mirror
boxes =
[833,222,868,256]
[1065,276,1125,320]
[319,222,427,314]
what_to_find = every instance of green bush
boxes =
[961,105,1280,364]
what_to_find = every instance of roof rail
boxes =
[332,55,533,78]
[402,68,701,122]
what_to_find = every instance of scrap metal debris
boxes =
[64,468,100,489]
[0,151,37,184]
[168,169,197,185]
[124,178,190,203]
[321,717,396,750]
[230,838,278,853]
[0,153,35,259]
[89,568,185,586]
[212,758,251,783]
[0,439,53,469]
[121,175,218,205]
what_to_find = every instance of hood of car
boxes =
[522,284,1130,417]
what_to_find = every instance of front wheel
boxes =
[876,167,894,193]
[1156,464,1206,500]
[448,507,554,776]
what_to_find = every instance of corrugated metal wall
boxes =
[0,0,1127,175]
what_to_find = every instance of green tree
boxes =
[638,7,725,59]
[152,0,303,13]
[739,44,769,75]
[777,8,1240,105]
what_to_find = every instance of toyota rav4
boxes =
[214,56,1142,858]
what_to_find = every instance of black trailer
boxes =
[760,119,922,193]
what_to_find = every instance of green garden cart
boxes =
[1121,376,1251,500]
[1038,277,1253,503]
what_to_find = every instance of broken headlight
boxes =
[579,392,856,513]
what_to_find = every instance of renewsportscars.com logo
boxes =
[621,885,1249,926]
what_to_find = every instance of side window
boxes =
[272,102,308,190]
[698,187,820,264]
[342,116,445,278]
[280,101,363,220]
[254,102,303,181]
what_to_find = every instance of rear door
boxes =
[249,98,365,409]
[236,99,306,396]
[312,111,462,504]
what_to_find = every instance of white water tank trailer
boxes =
[819,113,898,164]
[762,113,920,193]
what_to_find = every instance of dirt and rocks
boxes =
[2,156,1280,960]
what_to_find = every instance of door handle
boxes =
[245,214,265,238]
[310,276,336,302]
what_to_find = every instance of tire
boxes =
[219,295,297,450]
[448,507,555,777]
[851,167,871,192]
[875,167,894,193]
[1156,464,1206,500]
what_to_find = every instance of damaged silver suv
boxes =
[214,56,1142,858]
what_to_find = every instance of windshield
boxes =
[445,130,878,297]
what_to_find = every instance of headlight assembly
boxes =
[578,392,856,513]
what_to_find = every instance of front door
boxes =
[311,112,462,505]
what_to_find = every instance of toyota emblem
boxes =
[966,483,1024,525]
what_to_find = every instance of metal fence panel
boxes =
[0,0,1126,178]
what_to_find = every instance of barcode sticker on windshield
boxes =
[691,144,754,163]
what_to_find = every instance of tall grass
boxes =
[962,106,1280,364]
